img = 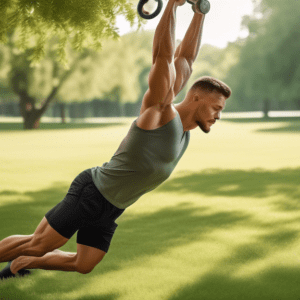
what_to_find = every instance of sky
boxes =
[116,0,255,48]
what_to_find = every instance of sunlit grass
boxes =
[0,119,300,300]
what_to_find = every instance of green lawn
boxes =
[0,122,125,131]
[0,119,300,300]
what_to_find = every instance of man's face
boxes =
[195,92,226,133]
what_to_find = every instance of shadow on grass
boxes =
[0,182,122,299]
[223,117,300,133]
[157,168,300,208]
[0,181,250,299]
[1,168,300,299]
[169,227,300,299]
[0,283,40,300]
[0,122,125,131]
[256,122,300,133]
[169,266,300,300]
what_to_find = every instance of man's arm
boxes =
[140,0,184,114]
[173,11,205,96]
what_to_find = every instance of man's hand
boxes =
[192,3,204,14]
[174,0,186,7]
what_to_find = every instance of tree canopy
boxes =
[0,0,144,63]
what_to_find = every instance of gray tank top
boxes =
[91,110,190,209]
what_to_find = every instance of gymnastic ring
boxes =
[137,0,163,20]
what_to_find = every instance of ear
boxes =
[193,93,200,102]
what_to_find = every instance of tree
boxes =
[0,29,155,129]
[0,0,148,129]
[225,0,300,112]
[0,0,144,64]
[2,33,94,129]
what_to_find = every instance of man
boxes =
[0,0,231,280]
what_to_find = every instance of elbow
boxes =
[174,57,193,74]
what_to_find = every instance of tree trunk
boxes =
[16,51,88,130]
[263,98,270,119]
[60,103,66,124]
[19,93,43,130]
[23,112,41,130]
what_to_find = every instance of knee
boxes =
[75,261,95,275]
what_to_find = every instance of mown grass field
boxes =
[0,118,300,300]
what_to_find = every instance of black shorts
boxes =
[45,169,125,253]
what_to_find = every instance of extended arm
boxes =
[140,0,182,113]
[140,0,206,113]
[173,11,205,96]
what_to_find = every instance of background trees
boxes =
[0,29,154,128]
[224,0,300,112]
[1,0,299,129]
[0,0,145,129]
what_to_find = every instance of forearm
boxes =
[152,0,178,62]
[175,12,205,63]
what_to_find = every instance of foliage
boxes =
[0,29,242,107]
[86,30,153,103]
[0,0,145,64]
[191,42,242,84]
[225,0,300,111]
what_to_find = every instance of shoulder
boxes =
[136,105,177,131]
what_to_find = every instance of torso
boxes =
[136,105,177,130]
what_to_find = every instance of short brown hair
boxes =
[190,76,232,98]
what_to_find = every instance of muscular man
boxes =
[0,0,231,280]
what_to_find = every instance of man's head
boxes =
[178,76,231,133]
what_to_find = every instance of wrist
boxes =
[173,0,186,7]
[192,3,204,14]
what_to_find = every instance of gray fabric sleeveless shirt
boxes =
[91,110,190,209]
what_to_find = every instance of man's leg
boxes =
[10,244,106,275]
[0,235,33,263]
[10,249,77,274]
[0,217,69,263]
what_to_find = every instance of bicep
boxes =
[173,57,193,96]
[141,57,176,111]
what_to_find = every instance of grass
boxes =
[0,119,300,300]
[225,117,300,133]
[0,122,125,131]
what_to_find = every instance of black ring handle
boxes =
[137,0,163,20]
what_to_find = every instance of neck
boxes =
[174,102,195,132]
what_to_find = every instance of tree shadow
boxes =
[0,282,40,300]
[0,183,251,298]
[256,121,300,133]
[1,167,300,299]
[75,295,119,300]
[223,118,300,133]
[169,228,300,300]
[169,265,300,300]
[110,203,249,263]
[157,168,300,208]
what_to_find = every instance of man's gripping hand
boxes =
[174,0,186,6]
